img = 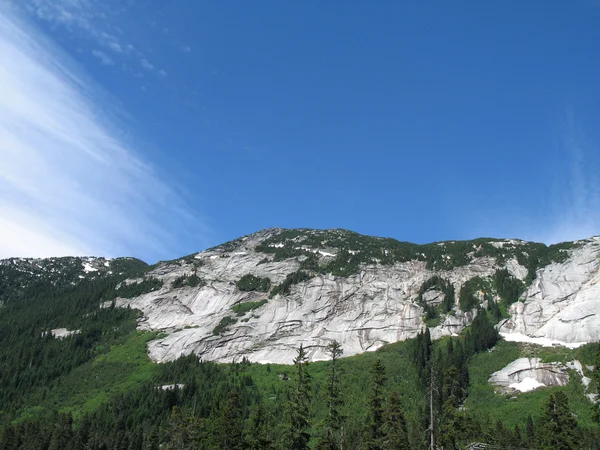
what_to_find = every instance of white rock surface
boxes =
[117,232,513,364]
[489,358,570,393]
[499,237,600,344]
[114,231,600,364]
[50,328,80,339]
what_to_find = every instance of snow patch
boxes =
[500,332,587,349]
[160,384,185,390]
[509,377,546,392]
[82,262,98,273]
[47,328,81,339]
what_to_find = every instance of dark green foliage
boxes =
[270,271,311,298]
[493,269,524,305]
[232,300,268,316]
[114,277,163,298]
[48,413,74,450]
[0,246,597,450]
[164,406,204,450]
[236,274,272,292]
[210,390,246,450]
[439,366,463,450]
[363,359,387,450]
[417,276,455,323]
[284,344,312,450]
[382,391,408,450]
[248,402,274,450]
[486,298,503,324]
[212,316,237,335]
[591,344,600,425]
[458,277,487,311]
[0,262,146,417]
[413,329,432,389]
[468,308,499,353]
[525,414,535,445]
[254,228,582,278]
[172,273,205,289]
[537,391,578,449]
[316,341,344,450]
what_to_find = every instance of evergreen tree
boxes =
[316,340,344,450]
[525,414,535,445]
[592,344,600,424]
[248,402,273,450]
[211,389,246,450]
[165,406,204,450]
[470,308,499,353]
[48,412,74,450]
[382,391,409,450]
[439,366,462,450]
[362,359,387,450]
[284,344,312,450]
[414,329,432,388]
[537,392,577,450]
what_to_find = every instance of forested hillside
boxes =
[0,236,599,449]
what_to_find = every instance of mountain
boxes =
[1,228,599,449]
[70,228,600,364]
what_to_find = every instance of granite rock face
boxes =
[488,358,571,393]
[114,230,600,364]
[499,237,600,344]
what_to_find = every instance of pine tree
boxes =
[48,412,74,450]
[213,389,246,450]
[165,406,203,450]
[362,359,387,450]
[525,414,535,445]
[382,391,409,450]
[316,340,344,450]
[284,344,312,450]
[592,344,600,424]
[439,366,462,450]
[470,308,499,353]
[248,402,273,450]
[537,392,577,450]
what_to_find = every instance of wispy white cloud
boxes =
[140,58,155,71]
[20,0,166,77]
[181,45,192,53]
[91,49,113,65]
[0,8,205,260]
[540,112,600,243]
[107,41,122,53]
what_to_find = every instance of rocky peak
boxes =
[107,229,599,365]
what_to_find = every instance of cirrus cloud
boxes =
[0,7,206,260]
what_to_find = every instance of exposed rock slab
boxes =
[489,358,570,393]
[118,245,509,364]
[499,237,600,344]
[114,231,600,364]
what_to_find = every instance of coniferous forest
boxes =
[0,259,599,449]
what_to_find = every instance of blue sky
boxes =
[1,1,600,262]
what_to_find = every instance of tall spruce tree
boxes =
[165,406,204,450]
[382,391,409,450]
[284,344,312,450]
[48,412,74,450]
[316,340,344,450]
[248,402,273,450]
[212,389,246,450]
[537,392,577,450]
[439,366,464,450]
[362,359,388,450]
[525,414,535,445]
[592,344,600,424]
